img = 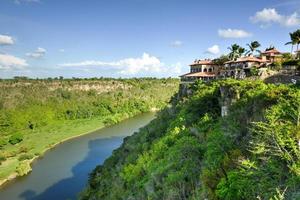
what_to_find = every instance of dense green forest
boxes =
[0,78,179,183]
[81,79,300,200]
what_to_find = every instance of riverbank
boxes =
[0,110,155,187]
[0,78,179,187]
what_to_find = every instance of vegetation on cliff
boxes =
[0,78,179,182]
[81,79,300,200]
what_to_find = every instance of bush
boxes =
[0,154,6,165]
[103,116,118,125]
[18,146,29,153]
[16,161,31,176]
[269,61,282,71]
[282,59,300,66]
[18,153,34,161]
[0,138,8,148]
[250,68,259,76]
[9,133,23,145]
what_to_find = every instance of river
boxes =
[0,112,156,200]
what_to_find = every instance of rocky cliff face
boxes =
[179,82,240,117]
[219,85,240,117]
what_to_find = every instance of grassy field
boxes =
[0,114,125,183]
[0,78,179,184]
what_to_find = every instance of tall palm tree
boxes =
[294,29,300,51]
[285,32,297,54]
[228,44,240,60]
[246,41,261,55]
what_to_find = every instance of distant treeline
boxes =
[1,76,176,81]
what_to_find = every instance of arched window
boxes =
[204,68,207,72]
[208,68,212,72]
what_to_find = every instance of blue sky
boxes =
[0,0,300,78]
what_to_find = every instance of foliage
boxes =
[0,154,6,164]
[0,78,179,181]
[15,161,31,176]
[0,138,7,148]
[250,67,259,76]
[213,55,230,65]
[80,79,300,200]
[18,153,34,161]
[282,59,300,66]
[285,29,300,53]
[282,53,293,61]
[8,133,23,145]
[246,41,261,56]
[269,61,282,71]
[227,44,247,60]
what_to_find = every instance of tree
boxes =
[246,41,261,55]
[285,32,297,54]
[213,55,230,65]
[238,47,246,57]
[294,29,300,51]
[228,44,242,60]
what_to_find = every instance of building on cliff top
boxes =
[180,59,220,83]
[180,47,285,83]
[220,55,267,79]
[260,47,283,63]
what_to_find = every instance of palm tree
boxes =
[285,32,297,54]
[294,29,300,51]
[246,41,261,55]
[227,44,240,60]
[238,47,246,57]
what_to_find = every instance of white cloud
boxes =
[59,49,65,53]
[206,45,220,55]
[14,0,40,4]
[0,34,14,45]
[60,53,165,75]
[26,47,46,58]
[0,53,28,70]
[170,40,183,47]
[218,29,252,38]
[250,8,300,27]
[171,62,182,74]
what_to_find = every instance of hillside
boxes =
[80,79,300,200]
[0,78,179,184]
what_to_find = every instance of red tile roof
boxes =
[180,72,216,77]
[261,48,281,55]
[225,56,267,64]
[190,60,214,66]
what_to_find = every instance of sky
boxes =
[0,0,300,78]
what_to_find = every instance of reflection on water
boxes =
[0,112,155,200]
[21,137,123,200]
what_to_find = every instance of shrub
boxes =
[270,61,282,71]
[9,133,23,145]
[282,59,300,66]
[18,153,34,161]
[0,138,8,148]
[103,117,118,125]
[250,68,259,76]
[18,146,28,153]
[16,161,31,176]
[0,154,6,165]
